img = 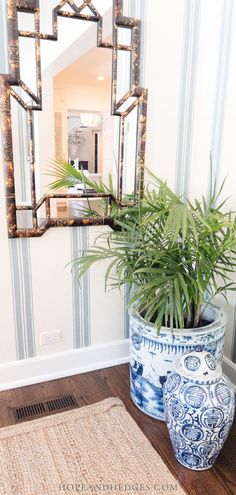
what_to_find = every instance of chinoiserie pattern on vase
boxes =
[163,350,235,470]
[129,304,227,421]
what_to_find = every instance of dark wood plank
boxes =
[0,364,235,495]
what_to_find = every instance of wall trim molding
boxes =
[0,341,235,392]
[222,356,236,388]
[0,340,130,392]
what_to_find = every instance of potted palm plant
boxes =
[49,161,236,421]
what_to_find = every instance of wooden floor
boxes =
[0,364,235,495]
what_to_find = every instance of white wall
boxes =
[1,0,236,388]
[54,83,114,176]
[0,1,126,373]
[39,0,112,69]
[143,0,236,362]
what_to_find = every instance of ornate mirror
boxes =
[0,0,148,238]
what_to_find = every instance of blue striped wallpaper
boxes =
[71,228,82,349]
[9,239,35,360]
[80,227,91,347]
[210,0,234,193]
[1,0,236,365]
[70,227,91,349]
[175,0,201,198]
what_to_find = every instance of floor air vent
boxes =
[46,395,77,412]
[11,395,78,423]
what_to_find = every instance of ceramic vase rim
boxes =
[129,302,227,337]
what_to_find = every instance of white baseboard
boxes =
[0,340,130,392]
[0,340,235,392]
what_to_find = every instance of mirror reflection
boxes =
[53,44,115,192]
[67,112,103,176]
[10,1,139,229]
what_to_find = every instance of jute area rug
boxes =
[0,398,186,495]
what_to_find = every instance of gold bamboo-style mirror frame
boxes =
[0,0,148,238]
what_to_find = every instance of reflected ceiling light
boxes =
[80,113,102,128]
[97,76,105,81]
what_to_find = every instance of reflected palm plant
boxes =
[48,159,236,331]
[48,157,118,218]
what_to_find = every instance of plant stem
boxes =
[193,305,201,327]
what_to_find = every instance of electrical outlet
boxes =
[40,330,62,346]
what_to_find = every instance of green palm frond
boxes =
[47,157,116,196]
[48,158,236,332]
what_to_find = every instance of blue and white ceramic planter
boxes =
[129,304,226,421]
[163,350,235,470]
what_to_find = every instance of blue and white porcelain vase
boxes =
[164,349,235,470]
[130,304,226,421]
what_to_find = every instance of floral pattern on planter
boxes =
[129,304,226,421]
[163,350,235,470]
